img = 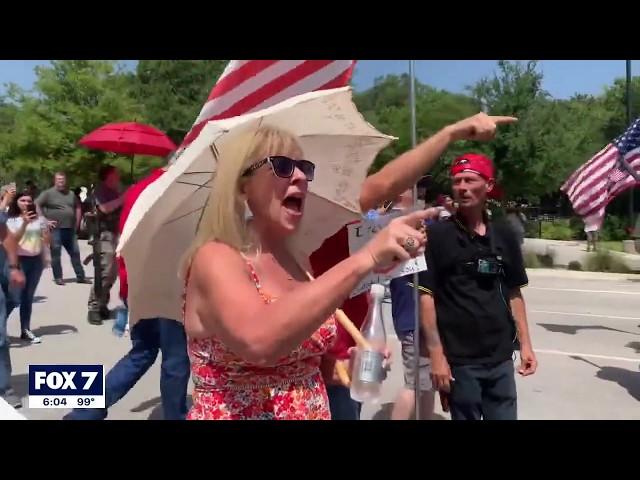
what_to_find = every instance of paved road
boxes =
[8,242,640,420]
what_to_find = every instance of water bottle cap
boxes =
[370,283,385,299]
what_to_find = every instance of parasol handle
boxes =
[335,361,351,387]
[302,270,372,351]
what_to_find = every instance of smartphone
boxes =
[27,203,37,214]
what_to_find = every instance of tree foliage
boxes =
[133,60,227,144]
[0,60,636,203]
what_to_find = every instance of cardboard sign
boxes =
[347,210,427,297]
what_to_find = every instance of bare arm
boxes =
[360,127,455,212]
[420,294,444,355]
[2,229,20,267]
[0,188,16,211]
[189,210,431,365]
[359,114,518,212]
[97,196,124,215]
[509,289,532,349]
[420,293,454,391]
[510,288,537,376]
[75,197,82,229]
[191,242,374,366]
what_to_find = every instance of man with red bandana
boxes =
[313,112,518,420]
[418,153,536,421]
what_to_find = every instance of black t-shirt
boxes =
[418,216,528,366]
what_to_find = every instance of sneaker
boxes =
[21,329,42,344]
[76,278,92,284]
[54,279,65,286]
[87,311,103,326]
[100,307,111,320]
[1,390,22,409]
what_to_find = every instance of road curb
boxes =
[526,268,640,281]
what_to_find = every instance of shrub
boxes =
[567,261,582,271]
[584,250,631,273]
[538,253,555,268]
[600,215,628,242]
[523,251,541,268]
[540,221,574,241]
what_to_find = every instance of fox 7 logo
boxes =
[29,365,104,396]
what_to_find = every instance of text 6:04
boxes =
[43,398,67,407]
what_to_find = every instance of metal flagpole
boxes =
[626,60,634,227]
[408,60,422,420]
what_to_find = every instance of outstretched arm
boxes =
[359,113,517,212]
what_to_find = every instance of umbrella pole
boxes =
[408,59,422,421]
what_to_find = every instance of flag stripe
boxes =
[213,60,336,120]
[317,62,357,90]
[181,60,355,149]
[206,60,279,102]
[192,60,308,125]
[568,153,618,209]
[563,145,615,197]
[575,153,640,214]
[562,117,640,230]
[249,61,356,113]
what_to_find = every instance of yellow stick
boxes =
[335,361,351,387]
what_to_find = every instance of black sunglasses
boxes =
[242,156,315,182]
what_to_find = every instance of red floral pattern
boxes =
[184,258,337,420]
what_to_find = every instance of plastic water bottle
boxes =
[350,283,387,404]
[113,305,128,337]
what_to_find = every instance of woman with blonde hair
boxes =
[182,125,430,420]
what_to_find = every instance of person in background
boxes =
[0,183,16,212]
[585,223,599,252]
[505,202,526,245]
[5,193,49,344]
[24,180,39,199]
[419,153,537,421]
[87,165,124,325]
[66,155,190,420]
[36,172,88,286]
[0,212,26,407]
[390,189,436,420]
[311,112,517,420]
[436,195,455,221]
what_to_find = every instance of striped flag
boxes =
[179,60,356,151]
[561,117,640,229]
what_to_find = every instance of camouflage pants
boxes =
[87,231,118,312]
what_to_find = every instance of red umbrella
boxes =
[79,122,177,179]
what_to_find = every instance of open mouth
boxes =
[282,195,304,214]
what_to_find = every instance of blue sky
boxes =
[0,60,638,99]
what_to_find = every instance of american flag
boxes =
[178,60,356,151]
[561,117,640,229]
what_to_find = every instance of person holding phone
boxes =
[5,193,50,344]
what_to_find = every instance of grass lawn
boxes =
[600,240,624,252]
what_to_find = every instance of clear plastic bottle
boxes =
[350,283,387,404]
[112,305,128,337]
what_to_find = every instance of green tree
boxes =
[133,60,227,144]
[3,60,143,186]
[354,74,478,175]
[466,61,610,200]
[600,76,640,139]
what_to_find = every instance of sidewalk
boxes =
[523,238,640,271]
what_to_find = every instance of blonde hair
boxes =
[181,124,303,277]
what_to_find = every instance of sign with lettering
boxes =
[347,210,427,297]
